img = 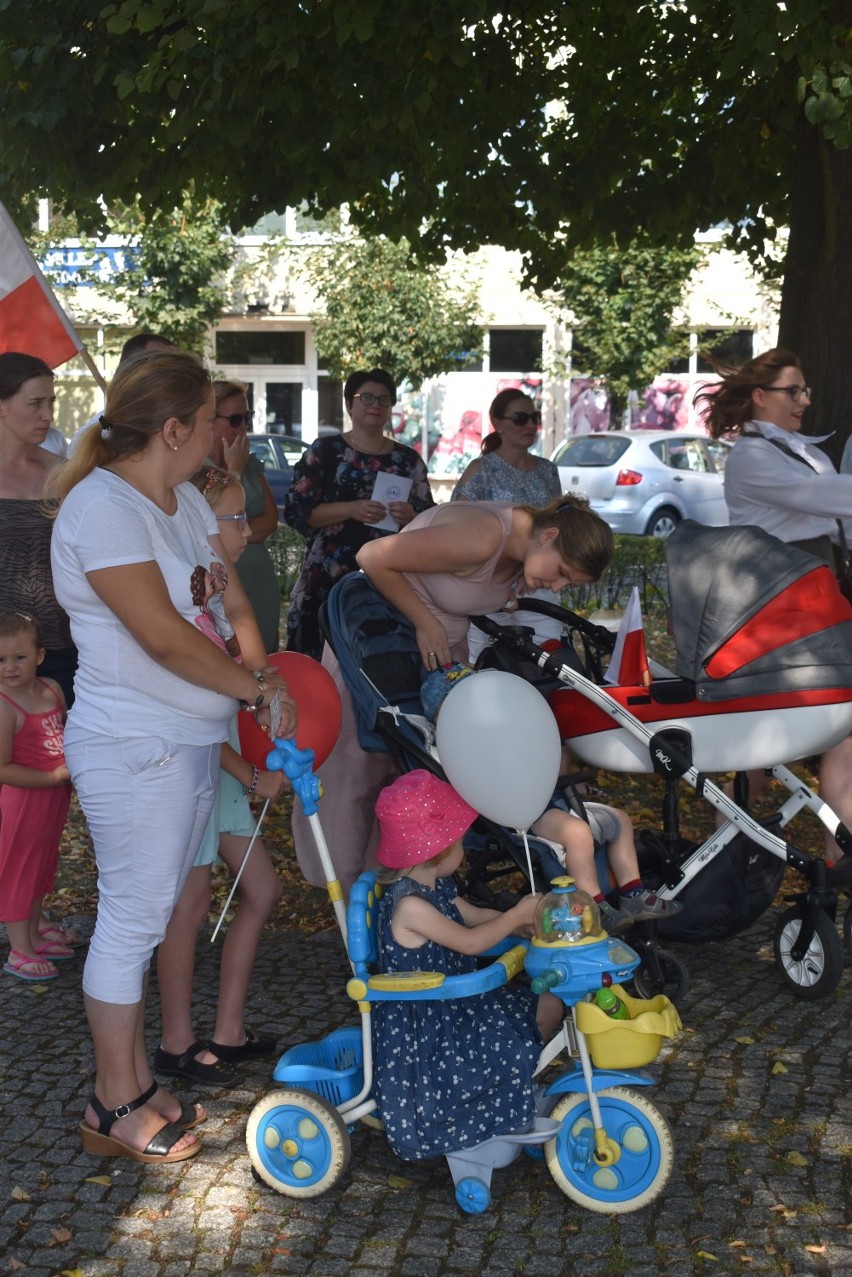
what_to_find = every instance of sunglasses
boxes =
[216,512,249,529]
[497,411,542,427]
[215,411,254,429]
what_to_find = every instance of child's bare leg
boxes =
[531,808,599,896]
[606,811,642,887]
[210,832,282,1048]
[536,991,563,1040]
[156,866,215,1062]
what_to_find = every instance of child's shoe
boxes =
[597,899,633,936]
[619,889,683,922]
[3,949,59,981]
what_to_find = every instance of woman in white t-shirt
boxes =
[50,350,297,1166]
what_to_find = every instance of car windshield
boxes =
[554,436,631,467]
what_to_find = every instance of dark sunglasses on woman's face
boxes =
[215,411,254,429]
[497,411,542,427]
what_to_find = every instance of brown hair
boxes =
[47,350,212,501]
[213,378,248,409]
[519,493,614,581]
[0,611,42,646]
[694,347,802,440]
[482,388,536,455]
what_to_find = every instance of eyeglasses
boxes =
[353,392,392,408]
[496,411,542,427]
[216,512,249,529]
[759,385,812,403]
[215,411,254,428]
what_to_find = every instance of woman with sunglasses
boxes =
[283,368,434,659]
[452,388,563,655]
[698,346,852,868]
[210,380,281,653]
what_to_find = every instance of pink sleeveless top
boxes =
[0,681,65,771]
[401,503,518,659]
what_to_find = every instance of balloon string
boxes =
[210,799,271,943]
[518,828,536,892]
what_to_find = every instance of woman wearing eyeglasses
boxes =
[210,380,281,653]
[283,368,434,660]
[699,347,852,868]
[698,347,852,565]
[451,388,563,655]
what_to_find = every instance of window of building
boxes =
[215,330,306,365]
[489,328,543,372]
[696,329,753,371]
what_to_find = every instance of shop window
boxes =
[697,329,753,372]
[319,375,344,432]
[216,330,306,365]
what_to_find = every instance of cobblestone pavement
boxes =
[2,905,851,1277]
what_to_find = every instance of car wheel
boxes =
[645,507,680,538]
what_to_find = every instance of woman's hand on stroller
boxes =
[416,619,451,671]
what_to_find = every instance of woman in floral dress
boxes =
[283,369,434,659]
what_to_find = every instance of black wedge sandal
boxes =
[79,1089,202,1163]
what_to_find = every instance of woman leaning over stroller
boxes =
[357,494,613,672]
[49,350,296,1164]
[697,346,852,867]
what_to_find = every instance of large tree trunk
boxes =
[779,99,852,467]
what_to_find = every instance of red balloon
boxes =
[237,652,342,770]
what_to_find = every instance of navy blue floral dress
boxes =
[283,436,434,659]
[372,876,542,1161]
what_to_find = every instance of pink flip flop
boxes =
[3,949,59,981]
[35,940,76,960]
[38,922,82,946]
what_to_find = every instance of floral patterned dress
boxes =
[372,876,542,1161]
[283,435,434,659]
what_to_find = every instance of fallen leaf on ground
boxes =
[10,1186,30,1201]
[84,1176,111,1186]
[696,1252,718,1261]
[771,1062,788,1074]
[785,1151,808,1166]
[386,1174,412,1189]
[51,1227,73,1243]
[734,1036,754,1045]
[804,1246,826,1254]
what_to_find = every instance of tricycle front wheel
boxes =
[246,1088,351,1197]
[545,1087,673,1213]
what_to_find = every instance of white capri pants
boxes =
[66,725,220,1004]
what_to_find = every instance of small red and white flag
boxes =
[605,585,651,687]
[0,200,83,367]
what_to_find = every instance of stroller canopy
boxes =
[666,521,852,702]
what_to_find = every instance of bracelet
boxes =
[251,670,268,690]
[244,765,260,796]
[239,691,265,712]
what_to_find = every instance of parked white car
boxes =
[550,430,731,537]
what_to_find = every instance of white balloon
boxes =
[435,669,562,829]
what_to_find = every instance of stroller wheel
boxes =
[773,906,844,1000]
[246,1087,351,1197]
[545,1087,673,1213]
[629,947,690,1006]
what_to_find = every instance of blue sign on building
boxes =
[40,244,140,287]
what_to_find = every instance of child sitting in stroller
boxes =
[421,663,683,936]
[372,769,562,1161]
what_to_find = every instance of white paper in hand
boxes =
[371,471,413,531]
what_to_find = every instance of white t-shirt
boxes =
[52,467,236,744]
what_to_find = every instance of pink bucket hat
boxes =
[375,770,478,869]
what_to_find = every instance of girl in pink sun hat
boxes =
[371,770,562,1162]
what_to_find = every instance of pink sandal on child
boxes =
[35,939,75,960]
[38,922,82,947]
[3,949,59,981]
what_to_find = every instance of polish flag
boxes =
[605,586,651,687]
[0,201,83,367]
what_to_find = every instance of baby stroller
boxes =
[247,741,682,1214]
[473,521,852,1001]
